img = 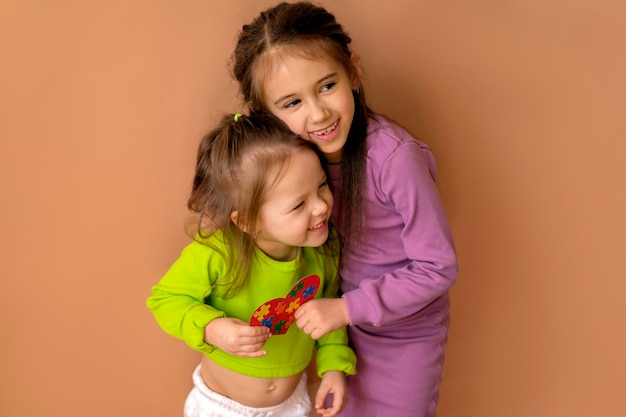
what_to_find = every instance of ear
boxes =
[230,210,250,233]
[350,52,363,90]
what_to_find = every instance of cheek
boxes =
[343,96,356,120]
[270,113,304,137]
[284,118,305,137]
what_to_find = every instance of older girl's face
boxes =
[262,52,356,163]
[253,147,333,261]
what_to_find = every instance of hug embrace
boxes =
[148,2,458,417]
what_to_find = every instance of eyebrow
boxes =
[272,72,339,106]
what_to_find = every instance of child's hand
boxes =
[204,317,271,357]
[314,371,347,417]
[295,298,349,340]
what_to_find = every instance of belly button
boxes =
[268,384,276,392]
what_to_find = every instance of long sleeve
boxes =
[337,118,458,328]
[147,242,225,355]
[148,233,356,378]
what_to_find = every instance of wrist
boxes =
[203,317,222,344]
[339,298,350,326]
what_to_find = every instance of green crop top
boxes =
[147,230,356,378]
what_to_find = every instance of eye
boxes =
[319,179,329,189]
[292,201,304,211]
[284,99,301,109]
[320,82,336,93]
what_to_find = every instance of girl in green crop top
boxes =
[147,113,356,417]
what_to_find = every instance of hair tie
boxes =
[234,113,243,122]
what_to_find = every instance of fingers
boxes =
[240,326,272,342]
[296,317,313,336]
[295,299,347,339]
[315,388,332,411]
[209,318,272,357]
[227,338,268,357]
[315,371,346,417]
[235,348,267,358]
[230,327,271,356]
[316,393,343,417]
[316,390,342,416]
[314,381,339,416]
[296,316,327,340]
[295,303,318,337]
[294,301,308,320]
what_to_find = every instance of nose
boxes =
[308,99,329,123]
[311,195,329,217]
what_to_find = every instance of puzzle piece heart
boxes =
[249,274,320,335]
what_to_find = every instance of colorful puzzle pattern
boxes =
[249,274,320,335]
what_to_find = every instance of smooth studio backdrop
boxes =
[1,1,625,416]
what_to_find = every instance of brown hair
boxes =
[231,1,372,258]
[187,113,332,296]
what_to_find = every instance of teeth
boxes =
[310,222,324,230]
[313,120,338,136]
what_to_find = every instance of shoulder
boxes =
[366,115,436,177]
[367,115,431,153]
[192,229,227,248]
[180,230,230,266]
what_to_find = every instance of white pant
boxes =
[184,365,311,417]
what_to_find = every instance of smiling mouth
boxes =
[309,221,326,231]
[311,120,339,136]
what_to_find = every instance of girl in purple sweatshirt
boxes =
[230,2,459,416]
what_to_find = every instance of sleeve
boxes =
[314,249,357,377]
[146,242,226,355]
[343,139,459,326]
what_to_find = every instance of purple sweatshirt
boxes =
[328,115,458,330]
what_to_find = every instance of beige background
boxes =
[1,1,625,416]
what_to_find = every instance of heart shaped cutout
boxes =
[249,274,320,335]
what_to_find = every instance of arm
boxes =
[147,242,270,356]
[344,140,459,327]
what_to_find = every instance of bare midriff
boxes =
[200,355,302,407]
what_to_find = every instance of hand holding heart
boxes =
[249,275,320,335]
[247,274,350,340]
[294,298,350,340]
[204,317,271,357]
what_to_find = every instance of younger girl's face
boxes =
[254,148,333,261]
[262,52,356,163]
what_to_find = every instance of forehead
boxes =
[254,43,348,95]
[265,147,322,196]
